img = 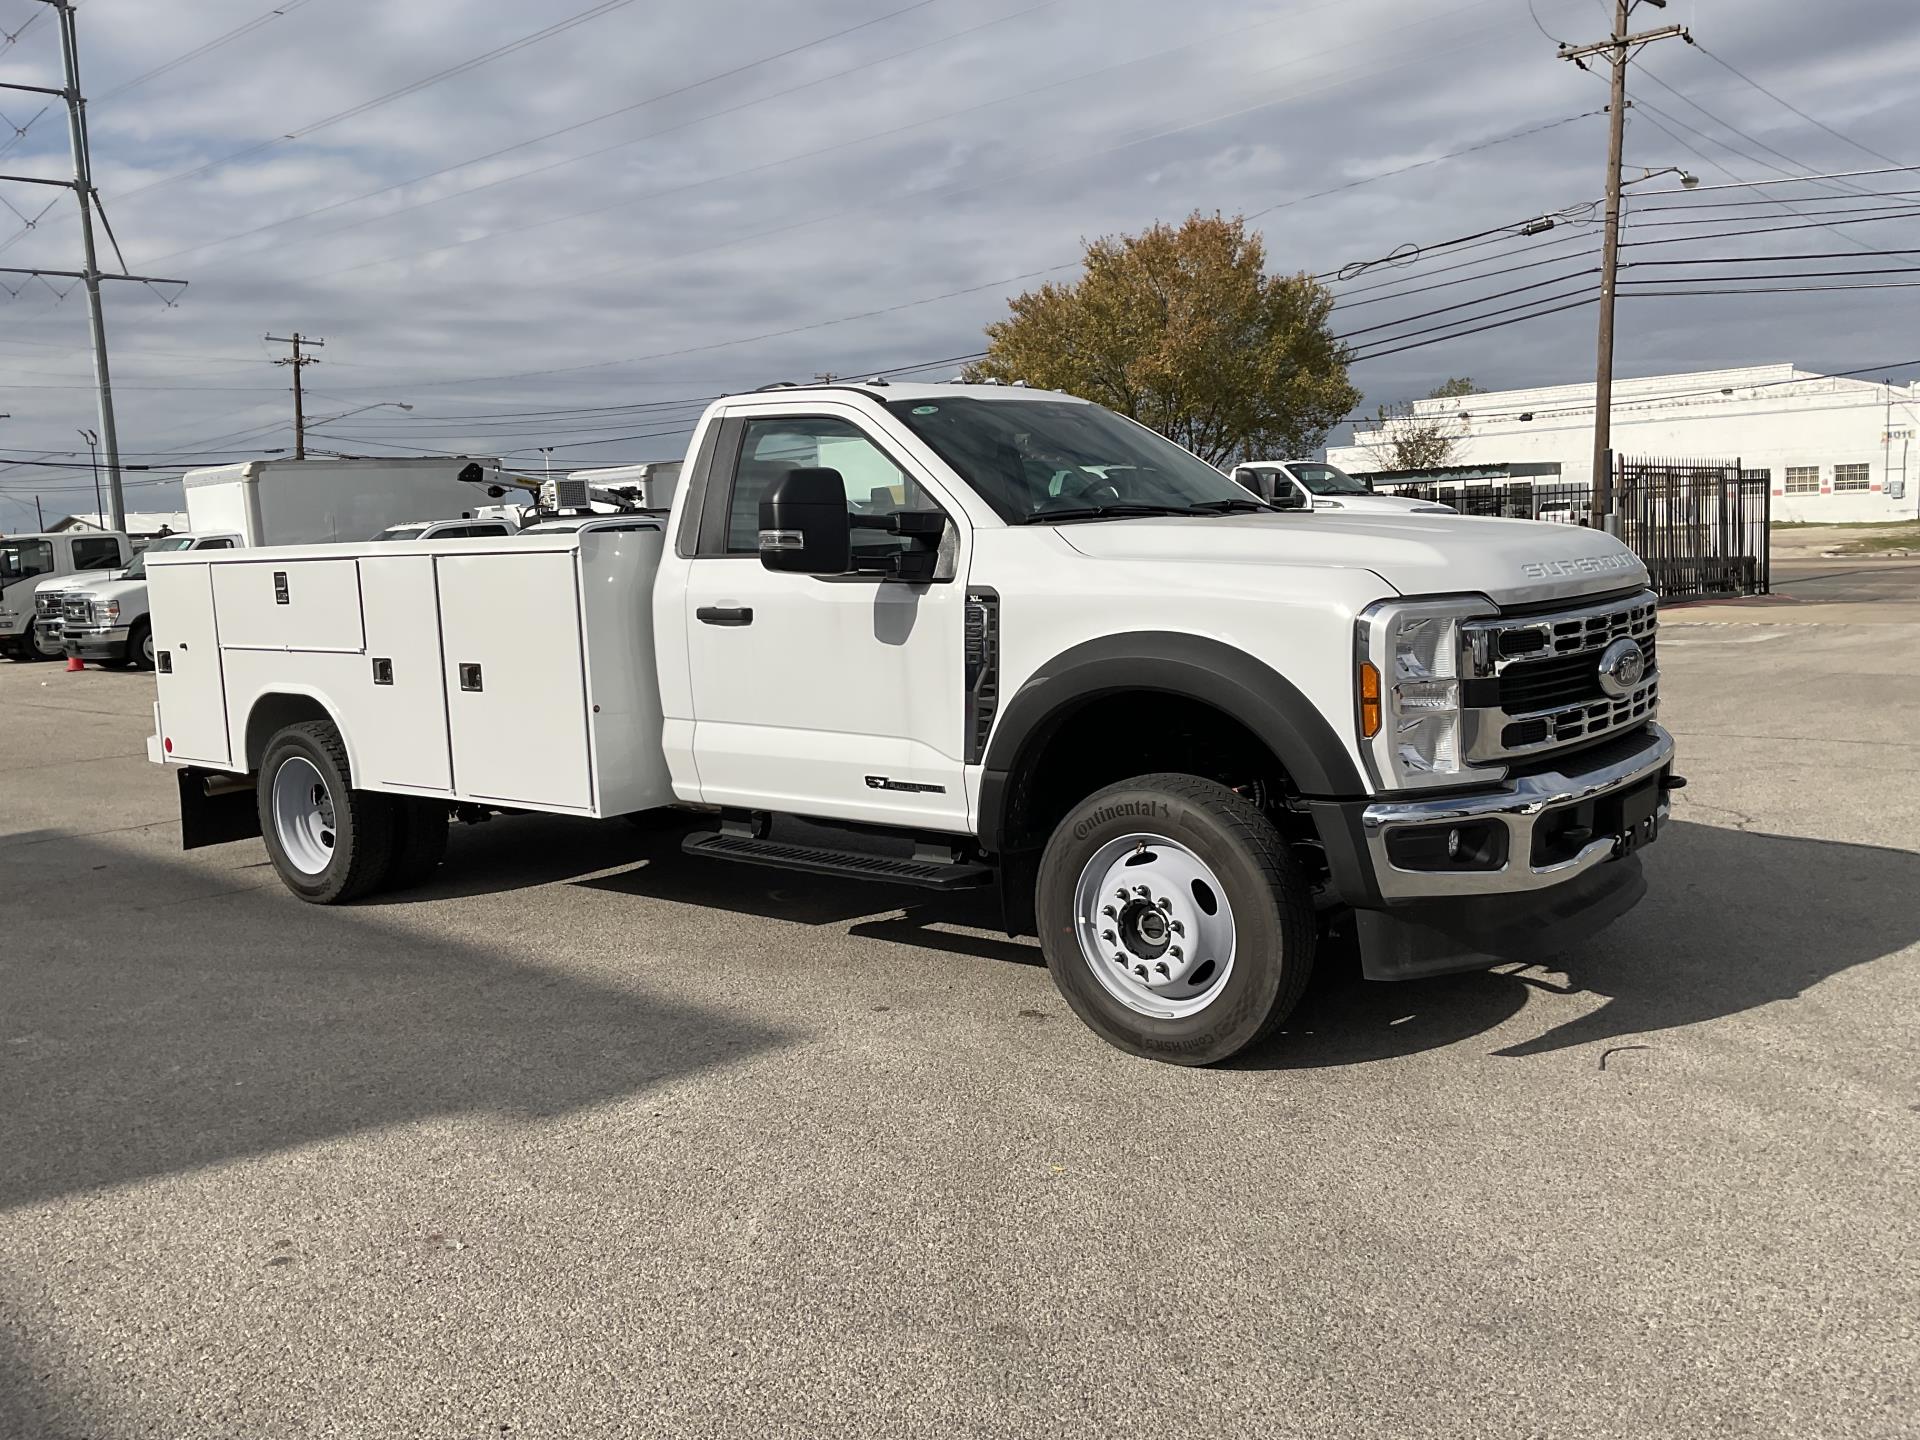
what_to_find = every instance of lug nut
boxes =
[1170,945,1183,960]
[1134,965,1149,980]
[1101,905,1117,920]
[1101,929,1116,944]
[1115,889,1130,903]
[1156,896,1172,913]
[1154,962,1169,978]
[1170,920,1184,937]
[1112,953,1126,966]
[1133,884,1151,898]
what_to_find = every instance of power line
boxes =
[110,0,655,206]
[143,0,1029,267]
[1690,43,1906,171]
[97,0,320,101]
[1347,295,1598,363]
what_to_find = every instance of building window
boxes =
[1832,463,1870,492]
[1784,466,1820,494]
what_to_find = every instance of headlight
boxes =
[1355,596,1500,790]
[103,600,119,620]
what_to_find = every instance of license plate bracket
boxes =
[1602,776,1661,857]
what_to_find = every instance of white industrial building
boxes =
[1330,363,1920,524]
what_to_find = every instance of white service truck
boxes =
[146,383,1676,1065]
[1,530,134,661]
[1232,459,1457,515]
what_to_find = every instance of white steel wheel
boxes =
[135,625,155,669]
[29,622,61,660]
[1073,833,1237,1019]
[270,754,337,875]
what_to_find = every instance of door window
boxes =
[72,537,123,569]
[197,538,236,550]
[0,538,54,581]
[723,416,947,567]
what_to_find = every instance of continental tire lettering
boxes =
[1071,798,1173,841]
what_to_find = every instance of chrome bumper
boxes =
[1359,723,1675,899]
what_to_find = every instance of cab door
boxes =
[679,407,970,831]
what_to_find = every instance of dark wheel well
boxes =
[245,693,336,771]
[1005,690,1306,846]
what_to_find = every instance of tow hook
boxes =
[1662,774,1688,791]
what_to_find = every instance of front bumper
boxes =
[1310,723,1677,979]
[63,624,130,660]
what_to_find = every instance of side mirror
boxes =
[759,467,851,574]
[1270,483,1310,512]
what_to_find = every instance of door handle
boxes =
[696,606,753,627]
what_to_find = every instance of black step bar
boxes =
[682,829,991,891]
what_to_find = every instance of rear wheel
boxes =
[1036,773,1315,1066]
[257,721,394,904]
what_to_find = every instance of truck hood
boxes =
[1053,512,1650,606]
[69,577,147,603]
[35,567,122,593]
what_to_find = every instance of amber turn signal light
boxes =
[1359,661,1382,738]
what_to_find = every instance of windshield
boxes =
[123,535,195,581]
[0,538,54,583]
[370,524,429,542]
[1289,463,1370,496]
[883,396,1266,523]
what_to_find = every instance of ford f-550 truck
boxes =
[146,383,1675,1065]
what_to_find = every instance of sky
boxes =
[1,0,1916,528]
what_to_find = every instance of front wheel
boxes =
[20,621,58,662]
[127,619,155,670]
[257,721,394,904]
[1036,774,1315,1066]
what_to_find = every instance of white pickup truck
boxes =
[1232,459,1457,515]
[146,382,1675,1065]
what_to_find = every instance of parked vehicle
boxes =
[1,530,132,661]
[182,456,512,546]
[57,532,240,668]
[368,517,517,543]
[146,383,1675,1065]
[1233,459,1457,515]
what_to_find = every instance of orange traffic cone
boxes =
[65,655,84,672]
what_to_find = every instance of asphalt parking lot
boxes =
[3,568,1917,1439]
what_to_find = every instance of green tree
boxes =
[1360,377,1482,471]
[970,213,1359,465]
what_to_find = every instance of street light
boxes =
[1624,165,1700,189]
[305,400,414,429]
[78,428,101,528]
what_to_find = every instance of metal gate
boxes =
[1615,455,1770,601]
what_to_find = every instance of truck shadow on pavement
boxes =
[0,831,795,1216]
[1254,819,1920,1067]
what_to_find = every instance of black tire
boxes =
[1035,773,1315,1066]
[256,720,395,904]
[17,622,47,662]
[126,619,155,671]
[384,797,450,892]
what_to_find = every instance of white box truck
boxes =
[182,456,513,546]
[146,383,1677,1065]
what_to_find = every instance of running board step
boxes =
[681,831,991,890]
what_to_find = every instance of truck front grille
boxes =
[61,595,92,624]
[1462,589,1659,764]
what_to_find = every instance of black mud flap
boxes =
[1354,855,1648,982]
[178,766,262,851]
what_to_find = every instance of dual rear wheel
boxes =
[257,721,448,903]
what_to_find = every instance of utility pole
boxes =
[35,495,45,529]
[0,0,189,534]
[1558,0,1690,527]
[266,332,325,459]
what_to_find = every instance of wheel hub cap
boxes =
[1072,832,1237,1019]
[270,755,337,876]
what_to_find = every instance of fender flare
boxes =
[976,630,1364,852]
[240,685,359,777]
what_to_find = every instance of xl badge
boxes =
[1596,637,1648,697]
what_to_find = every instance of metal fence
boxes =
[1376,457,1770,601]
[1615,455,1770,602]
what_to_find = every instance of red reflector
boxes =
[163,737,172,753]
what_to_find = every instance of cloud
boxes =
[1,0,1915,523]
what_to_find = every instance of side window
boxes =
[72,537,122,570]
[197,538,235,550]
[723,416,944,559]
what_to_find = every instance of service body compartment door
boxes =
[212,558,364,652]
[149,562,232,767]
[436,551,592,810]
[357,554,453,792]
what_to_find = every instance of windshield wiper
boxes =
[1015,503,1199,525]
[1182,497,1275,514]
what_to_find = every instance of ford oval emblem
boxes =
[1596,637,1647,697]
